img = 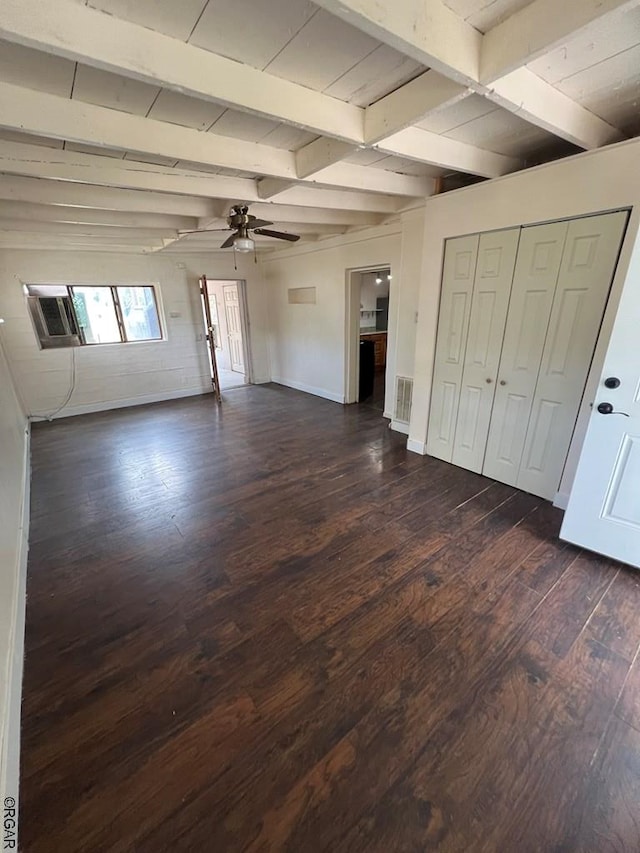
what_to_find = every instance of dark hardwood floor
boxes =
[20,384,640,852]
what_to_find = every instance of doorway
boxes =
[345,266,391,412]
[199,277,251,394]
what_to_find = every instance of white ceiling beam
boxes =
[296,139,358,178]
[315,0,626,151]
[0,87,428,197]
[0,231,163,247]
[0,141,409,214]
[365,71,469,144]
[257,180,299,200]
[0,219,176,239]
[0,83,297,179]
[307,162,432,196]
[313,0,481,85]
[375,127,520,178]
[487,69,625,149]
[0,0,363,143]
[268,186,403,213]
[199,205,384,228]
[0,241,160,253]
[0,175,218,217]
[0,201,196,230]
[0,141,259,201]
[481,0,640,84]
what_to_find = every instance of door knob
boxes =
[499,380,507,386]
[597,402,630,416]
[604,377,621,389]
[485,378,493,384]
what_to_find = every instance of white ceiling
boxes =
[0,0,637,251]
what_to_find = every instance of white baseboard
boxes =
[390,420,410,435]
[553,491,569,510]
[407,437,427,455]
[38,385,213,420]
[271,377,344,404]
[1,422,30,848]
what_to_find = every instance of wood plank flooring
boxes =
[20,384,640,852]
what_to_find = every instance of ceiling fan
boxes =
[180,204,301,252]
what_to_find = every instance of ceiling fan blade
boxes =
[253,228,300,242]
[248,218,273,229]
[179,228,231,235]
[220,233,237,249]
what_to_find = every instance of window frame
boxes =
[26,283,164,349]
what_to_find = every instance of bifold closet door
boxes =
[482,221,569,486]
[516,210,628,499]
[450,228,520,473]
[426,234,479,461]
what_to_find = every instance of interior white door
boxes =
[561,218,640,568]
[426,234,479,462]
[482,221,569,486]
[517,211,628,499]
[451,228,520,473]
[223,285,245,373]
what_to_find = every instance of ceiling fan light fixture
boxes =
[234,236,255,253]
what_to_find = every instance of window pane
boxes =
[72,287,121,344]
[117,286,161,341]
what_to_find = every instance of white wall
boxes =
[0,250,269,419]
[407,136,640,502]
[261,211,425,420]
[0,332,28,810]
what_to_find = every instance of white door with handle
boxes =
[223,285,245,374]
[427,234,479,462]
[517,211,628,499]
[561,222,640,569]
[451,228,520,473]
[482,221,568,486]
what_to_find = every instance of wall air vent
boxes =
[395,376,413,424]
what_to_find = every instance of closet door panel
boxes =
[517,211,628,499]
[426,234,479,461]
[482,221,568,485]
[451,228,520,473]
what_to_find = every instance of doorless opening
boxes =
[345,265,392,413]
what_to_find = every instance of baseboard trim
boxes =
[406,437,427,455]
[390,420,410,435]
[1,421,30,847]
[271,377,344,404]
[553,491,569,510]
[37,385,213,420]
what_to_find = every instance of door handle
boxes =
[597,402,629,416]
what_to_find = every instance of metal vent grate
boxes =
[395,376,413,424]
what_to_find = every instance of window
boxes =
[26,284,162,349]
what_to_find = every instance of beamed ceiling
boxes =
[0,0,638,252]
